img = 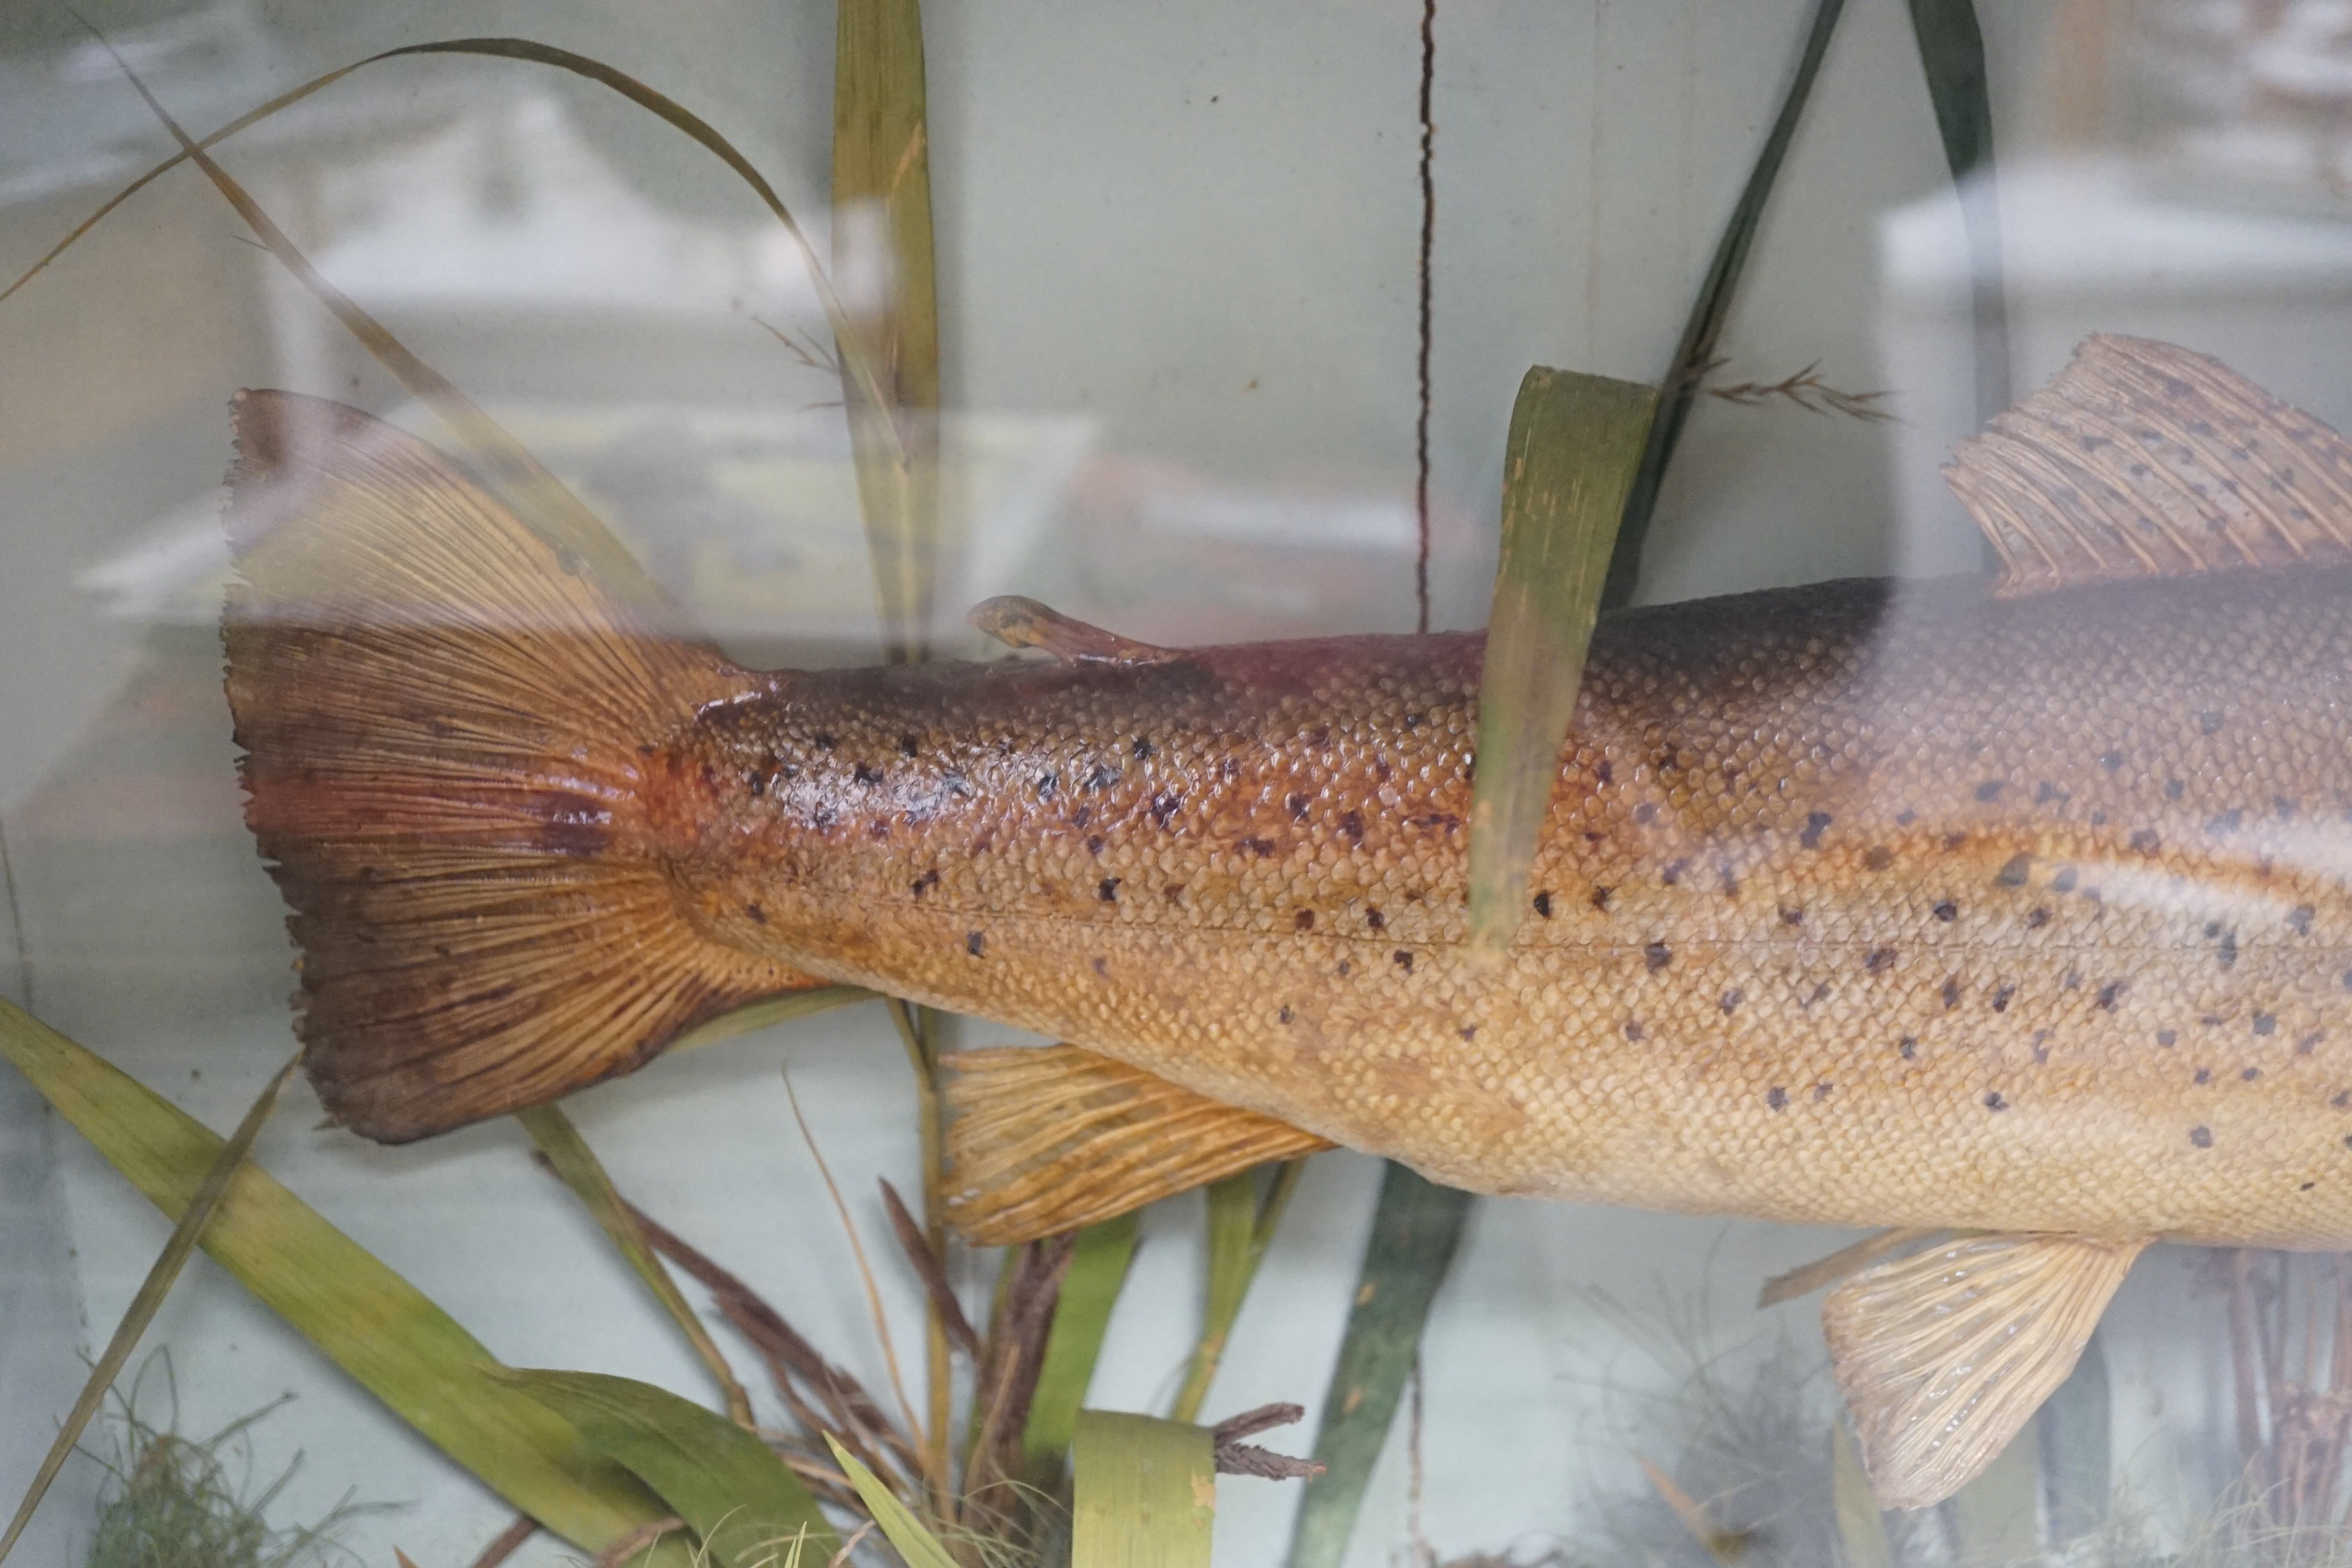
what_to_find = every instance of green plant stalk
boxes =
[1463,366,1656,964]
[835,0,945,665]
[506,1371,838,1568]
[1071,1413,1215,1568]
[2041,1330,2112,1542]
[1600,0,1846,611]
[1829,1417,1894,1568]
[886,997,957,1513]
[1949,1412,2041,1563]
[1171,1159,1309,1423]
[669,985,877,1055]
[0,1042,301,1566]
[0,998,690,1564]
[1903,0,2011,426]
[1285,1165,1474,1568]
[1023,1212,1143,1471]
[828,1435,961,1568]
[517,1105,754,1426]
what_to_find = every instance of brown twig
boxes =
[591,1517,685,1568]
[1209,1402,1322,1481]
[464,1515,538,1568]
[881,1178,980,1357]
[1697,357,1895,422]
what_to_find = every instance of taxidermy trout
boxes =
[223,335,2352,1506]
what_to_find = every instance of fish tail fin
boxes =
[941,1045,1333,1244]
[222,390,822,1142]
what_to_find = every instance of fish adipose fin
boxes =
[223,391,826,1142]
[967,595,1177,665]
[1824,1231,2145,1509]
[1947,333,2352,598]
[939,1045,1333,1244]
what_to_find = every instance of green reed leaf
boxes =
[0,998,688,1564]
[517,1105,754,1427]
[1829,1417,1894,1568]
[1171,1160,1308,1423]
[1465,366,1656,966]
[825,1435,958,1568]
[1602,0,1846,610]
[669,986,877,1056]
[2041,1330,2112,1542]
[1949,1416,2041,1564]
[0,1038,299,1566]
[1072,1413,1215,1568]
[509,1371,838,1568]
[1024,1212,1142,1471]
[1904,0,2011,424]
[1285,1165,1473,1568]
[834,0,944,662]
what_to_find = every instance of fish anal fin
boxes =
[1824,1232,2145,1509]
[967,596,1175,666]
[940,1045,1333,1245]
[1946,334,2352,597]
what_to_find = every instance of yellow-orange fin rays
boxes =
[1824,1232,2145,1509]
[1948,333,2352,597]
[966,596,1177,666]
[225,392,822,1141]
[939,1045,1332,1245]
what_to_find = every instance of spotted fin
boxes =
[1946,334,2352,597]
[1823,1232,2145,1509]
[967,595,1175,665]
[940,1045,1333,1245]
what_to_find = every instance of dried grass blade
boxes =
[965,1234,1077,1509]
[1284,1165,1472,1568]
[1601,0,1846,610]
[834,0,943,660]
[1023,1214,1142,1471]
[1071,1413,1215,1568]
[881,1178,980,1356]
[0,1037,300,1566]
[0,998,689,1563]
[502,1370,839,1568]
[1636,1455,1748,1566]
[519,1105,754,1426]
[1465,366,1655,964]
[466,1515,540,1568]
[669,987,876,1056]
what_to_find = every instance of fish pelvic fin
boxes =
[1824,1231,2145,1510]
[222,391,824,1143]
[1948,333,2352,597]
[940,1045,1333,1244]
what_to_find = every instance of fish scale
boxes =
[654,567,2352,1247]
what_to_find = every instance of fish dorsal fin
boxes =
[939,1045,1333,1245]
[1946,334,2352,597]
[1824,1232,2145,1509]
[967,596,1176,665]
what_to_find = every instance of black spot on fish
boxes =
[2221,930,2240,970]
[2278,796,2300,821]
[1985,1091,2009,1111]
[1634,803,1658,825]
[1152,790,1182,826]
[1595,760,1615,785]
[1899,1036,1918,1059]
[912,868,939,897]
[2053,867,2078,893]
[1996,854,2033,887]
[2130,829,2160,855]
[2097,980,2127,1010]
[1943,832,1969,851]
[811,806,837,832]
[1661,858,1689,886]
[1394,950,1414,973]
[1132,737,1153,760]
[1337,960,1352,976]
[1864,846,1895,872]
[2305,1181,2318,1191]
[2064,970,2082,991]
[1294,909,1315,931]
[1086,834,1105,856]
[1975,780,2004,802]
[745,902,765,924]
[1533,890,1554,918]
[2101,750,2124,771]
[1037,771,1061,800]
[1086,762,1121,792]
[2209,808,2245,835]
[2197,1068,2213,1084]
[1897,809,1918,825]
[1866,947,1897,973]
[2301,1031,2326,1055]
[2032,1030,2052,1063]
[1459,1024,1477,1040]
[2026,907,2050,929]
[899,733,921,758]
[747,770,766,797]
[1098,877,1120,902]
[1071,806,1094,829]
[1366,908,1386,930]
[1780,905,1805,927]
[1164,883,1185,904]
[1800,811,1832,849]
[1943,976,1963,1009]
[1340,810,1365,842]
[2191,1125,2214,1149]
[1592,887,1614,913]
[2158,1029,2178,1046]
[1091,957,1108,976]
[2199,709,2225,734]
[854,762,884,787]
[966,931,986,956]
[2249,1012,2277,1038]
[2037,782,2069,804]
[1279,1005,1295,1024]
[1721,988,1744,1015]
[1623,1018,1644,1040]
[813,733,838,752]
[2165,778,2185,801]
[1288,793,1311,821]
[1719,865,1741,896]
[1812,1082,1834,1101]
[1766,1087,1788,1111]
[1934,900,1958,923]
[2244,1067,2262,1082]
[1646,941,1673,972]
[1239,836,1277,858]
[2291,905,2316,935]
[1992,983,2016,1012]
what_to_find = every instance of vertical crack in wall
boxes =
[0,814,28,1012]
[1413,0,1437,633]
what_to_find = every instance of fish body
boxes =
[656,567,2352,1248]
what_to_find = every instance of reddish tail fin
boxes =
[223,391,821,1141]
